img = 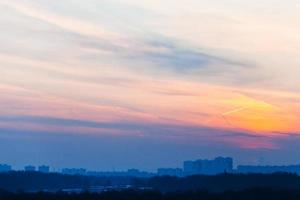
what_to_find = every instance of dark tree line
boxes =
[1,171,300,193]
[0,171,129,192]
[132,173,300,192]
[1,189,300,200]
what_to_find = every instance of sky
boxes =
[0,0,300,171]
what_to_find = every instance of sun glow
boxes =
[219,95,298,134]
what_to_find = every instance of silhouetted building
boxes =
[157,168,184,177]
[38,165,50,173]
[24,165,36,172]
[184,157,233,175]
[126,169,141,176]
[0,164,12,172]
[237,165,300,174]
[62,168,87,175]
[184,161,201,175]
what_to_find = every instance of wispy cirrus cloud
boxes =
[0,0,117,40]
[0,114,281,150]
[0,0,252,81]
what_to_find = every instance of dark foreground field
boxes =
[2,172,300,192]
[1,172,300,199]
[1,189,300,200]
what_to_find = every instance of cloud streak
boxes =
[0,114,282,149]
[0,0,117,40]
[0,0,252,79]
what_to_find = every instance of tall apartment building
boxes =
[184,157,233,175]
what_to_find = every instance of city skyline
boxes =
[2,156,300,176]
[0,0,300,171]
